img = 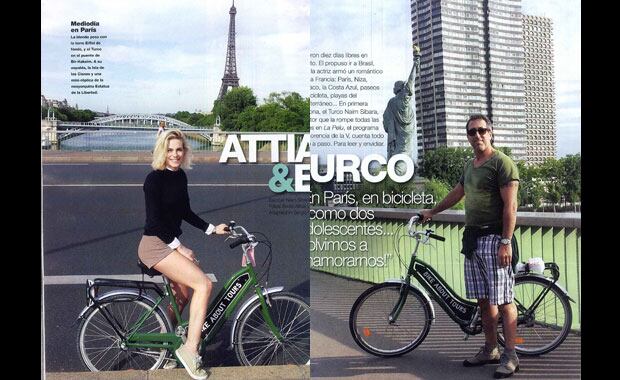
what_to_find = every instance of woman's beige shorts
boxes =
[138,235,174,268]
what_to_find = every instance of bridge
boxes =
[57,113,211,132]
[46,114,216,146]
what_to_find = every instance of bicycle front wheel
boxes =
[234,292,310,366]
[349,283,433,357]
[77,293,172,371]
[499,276,573,355]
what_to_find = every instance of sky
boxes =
[521,0,581,157]
[310,0,581,159]
[41,0,309,114]
[41,0,580,157]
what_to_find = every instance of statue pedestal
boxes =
[41,119,58,150]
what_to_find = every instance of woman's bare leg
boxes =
[167,281,191,326]
[154,251,212,355]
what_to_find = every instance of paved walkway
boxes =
[45,365,309,379]
[310,270,581,379]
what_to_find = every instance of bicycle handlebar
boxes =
[226,221,257,249]
[428,233,445,242]
[406,214,445,242]
[229,236,251,249]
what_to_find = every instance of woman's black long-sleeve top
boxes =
[143,168,212,244]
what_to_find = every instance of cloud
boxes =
[521,1,581,80]
[41,0,309,114]
[105,45,207,75]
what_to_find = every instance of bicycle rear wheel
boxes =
[349,283,432,357]
[234,292,310,366]
[499,276,572,355]
[77,293,172,371]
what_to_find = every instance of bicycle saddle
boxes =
[137,260,162,277]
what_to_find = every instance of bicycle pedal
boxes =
[175,326,188,343]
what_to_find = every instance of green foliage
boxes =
[168,111,211,127]
[312,150,580,212]
[215,90,309,132]
[310,181,324,206]
[169,88,309,132]
[561,154,581,203]
[515,155,581,211]
[345,173,461,210]
[217,87,258,131]
[421,146,581,211]
[425,179,464,210]
[539,158,563,206]
[41,106,97,122]
[495,146,512,157]
[203,113,217,126]
[516,161,545,209]
[420,147,473,187]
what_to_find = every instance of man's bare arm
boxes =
[420,183,465,221]
[500,181,519,239]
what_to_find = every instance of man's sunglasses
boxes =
[467,127,490,136]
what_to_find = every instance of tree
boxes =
[217,87,257,131]
[495,146,512,157]
[423,178,464,210]
[420,147,473,186]
[539,158,565,211]
[41,106,97,122]
[516,161,545,210]
[560,154,581,204]
[168,111,211,128]
[235,91,310,132]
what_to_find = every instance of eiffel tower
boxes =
[217,1,240,100]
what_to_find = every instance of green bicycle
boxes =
[75,222,310,371]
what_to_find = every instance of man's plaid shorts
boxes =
[464,234,514,305]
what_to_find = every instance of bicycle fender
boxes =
[76,290,173,329]
[516,274,575,303]
[385,279,436,322]
[229,286,284,349]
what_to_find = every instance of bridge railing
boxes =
[310,208,582,331]
[41,129,306,152]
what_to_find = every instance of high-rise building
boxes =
[411,0,527,161]
[523,15,556,164]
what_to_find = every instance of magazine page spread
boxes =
[308,0,580,379]
[41,0,581,379]
[42,0,310,376]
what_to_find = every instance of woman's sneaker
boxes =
[175,344,209,380]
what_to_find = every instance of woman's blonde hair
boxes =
[151,129,192,170]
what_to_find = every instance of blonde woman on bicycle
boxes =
[138,129,228,379]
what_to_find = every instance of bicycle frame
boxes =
[390,235,478,327]
[392,231,569,332]
[85,262,284,353]
[410,259,478,325]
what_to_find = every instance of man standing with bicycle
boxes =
[420,114,520,379]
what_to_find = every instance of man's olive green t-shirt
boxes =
[459,150,519,227]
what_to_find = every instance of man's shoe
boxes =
[175,344,209,380]
[463,345,501,367]
[494,352,520,378]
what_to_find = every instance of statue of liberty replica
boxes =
[383,44,421,176]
